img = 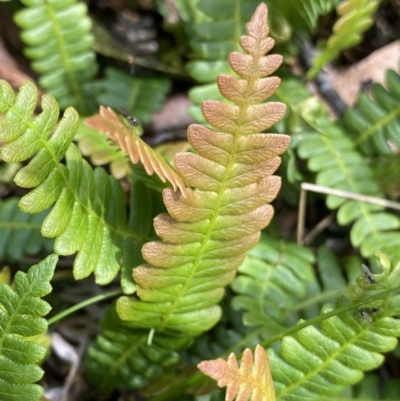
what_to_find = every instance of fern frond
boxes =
[295,101,400,261]
[85,305,182,394]
[116,3,290,338]
[0,254,57,401]
[308,0,380,78]
[0,198,53,261]
[97,68,172,124]
[0,80,130,287]
[342,68,400,156]
[267,0,340,37]
[175,0,259,123]
[75,68,172,178]
[271,254,400,401]
[85,106,187,195]
[14,0,98,114]
[231,235,315,331]
[372,153,400,198]
[198,344,275,401]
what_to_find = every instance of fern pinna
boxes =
[0,80,131,289]
[270,252,400,401]
[193,252,400,401]
[14,0,98,114]
[0,254,57,401]
[115,2,290,339]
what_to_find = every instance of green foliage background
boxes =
[0,0,399,400]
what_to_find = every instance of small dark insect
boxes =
[119,107,142,133]
[359,308,371,325]
[361,264,384,288]
[362,264,376,284]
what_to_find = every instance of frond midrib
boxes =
[3,94,141,244]
[312,121,390,250]
[354,103,400,146]
[276,319,378,399]
[155,76,258,332]
[100,333,147,392]
[0,272,43,351]
[44,3,88,114]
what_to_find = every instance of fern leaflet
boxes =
[231,235,315,333]
[309,0,380,78]
[0,79,133,288]
[14,0,98,114]
[85,106,187,195]
[85,305,182,394]
[294,100,400,261]
[96,67,171,124]
[267,0,340,37]
[271,253,400,401]
[198,344,275,401]
[342,68,400,156]
[0,197,53,261]
[0,254,57,401]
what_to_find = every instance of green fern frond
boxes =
[271,254,400,401]
[85,305,182,394]
[183,301,251,366]
[231,235,315,332]
[0,198,53,261]
[0,80,130,287]
[295,99,400,261]
[0,254,57,401]
[14,0,98,114]
[175,0,260,123]
[342,68,400,156]
[267,0,340,37]
[97,68,172,124]
[308,0,380,78]
[116,3,290,339]
[372,153,400,198]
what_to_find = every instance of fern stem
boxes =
[48,289,123,325]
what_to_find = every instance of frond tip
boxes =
[198,344,275,401]
[85,106,187,196]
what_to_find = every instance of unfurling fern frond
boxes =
[0,254,57,401]
[271,253,400,401]
[198,344,275,401]
[295,100,400,261]
[231,235,315,333]
[0,80,129,287]
[85,106,187,195]
[116,3,290,339]
[308,0,380,78]
[0,197,53,261]
[14,0,98,114]
[342,68,400,156]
